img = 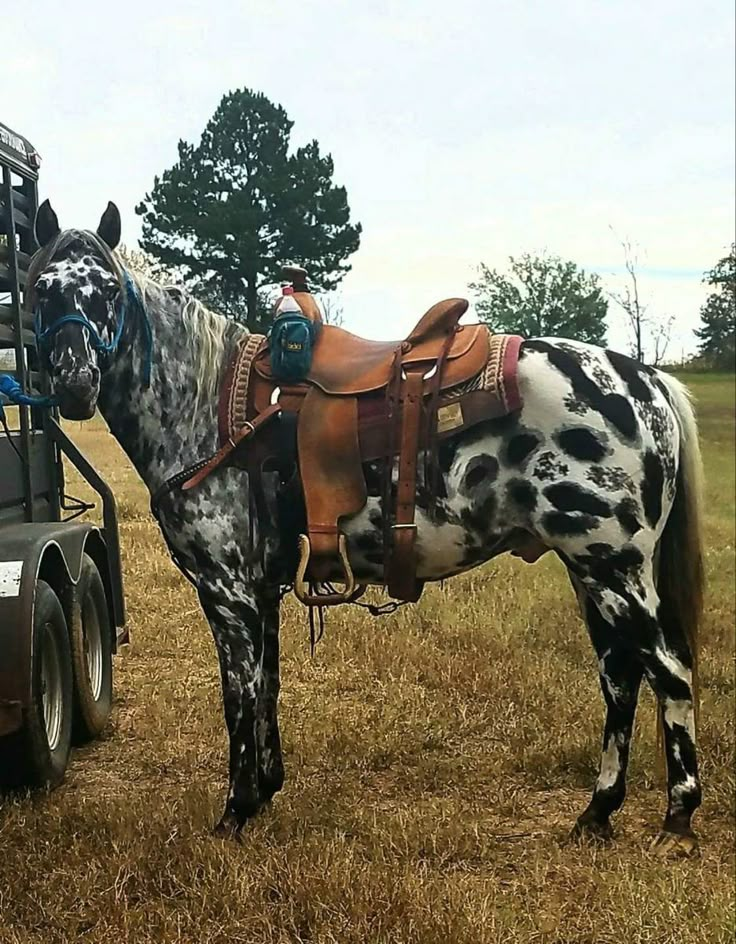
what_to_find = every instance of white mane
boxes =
[128,269,234,419]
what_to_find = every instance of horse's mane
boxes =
[26,229,237,419]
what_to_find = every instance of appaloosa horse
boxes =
[27,200,704,855]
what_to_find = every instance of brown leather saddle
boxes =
[184,268,523,607]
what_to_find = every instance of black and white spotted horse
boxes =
[28,200,705,856]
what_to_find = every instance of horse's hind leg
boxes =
[638,614,701,855]
[572,557,701,854]
[572,587,643,841]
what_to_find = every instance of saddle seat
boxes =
[254,298,488,396]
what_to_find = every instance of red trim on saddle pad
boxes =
[500,334,523,413]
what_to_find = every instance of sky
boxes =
[4,0,735,358]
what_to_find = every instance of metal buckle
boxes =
[270,385,282,405]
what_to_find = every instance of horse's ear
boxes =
[35,199,60,247]
[97,201,121,250]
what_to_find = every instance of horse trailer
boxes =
[0,120,125,789]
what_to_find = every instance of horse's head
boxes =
[29,200,124,419]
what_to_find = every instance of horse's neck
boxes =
[97,288,244,495]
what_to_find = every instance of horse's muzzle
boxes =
[54,369,100,420]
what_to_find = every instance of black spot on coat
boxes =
[555,427,608,462]
[505,432,541,467]
[615,497,642,536]
[461,454,499,493]
[543,511,599,536]
[507,479,538,512]
[460,493,497,534]
[544,483,613,518]
[606,350,653,402]
[641,450,664,527]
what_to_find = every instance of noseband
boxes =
[35,270,152,386]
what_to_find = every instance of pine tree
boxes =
[136,89,361,330]
[694,245,735,370]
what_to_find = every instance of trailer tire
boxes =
[71,554,113,743]
[0,580,73,789]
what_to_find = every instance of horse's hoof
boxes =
[213,812,243,841]
[569,817,614,844]
[650,829,700,858]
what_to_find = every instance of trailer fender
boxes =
[0,522,114,737]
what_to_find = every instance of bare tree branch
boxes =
[607,228,674,365]
[651,313,675,366]
[608,229,646,361]
[317,293,344,327]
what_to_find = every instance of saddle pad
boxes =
[218,332,267,445]
[462,332,523,412]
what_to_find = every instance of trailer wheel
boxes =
[0,580,73,789]
[70,554,113,743]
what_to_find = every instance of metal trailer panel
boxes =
[0,435,52,522]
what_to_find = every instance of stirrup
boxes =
[294,533,363,606]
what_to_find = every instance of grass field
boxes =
[0,374,733,944]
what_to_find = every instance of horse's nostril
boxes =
[76,368,94,387]
[56,367,98,395]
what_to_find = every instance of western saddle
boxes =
[183,267,523,607]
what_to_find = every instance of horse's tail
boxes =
[655,372,705,729]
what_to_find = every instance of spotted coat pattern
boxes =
[30,204,703,850]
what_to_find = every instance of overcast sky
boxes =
[5,0,735,356]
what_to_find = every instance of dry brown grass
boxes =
[0,377,734,944]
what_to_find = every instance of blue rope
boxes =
[0,374,56,410]
[0,268,153,419]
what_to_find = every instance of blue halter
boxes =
[1,269,152,418]
[34,270,153,387]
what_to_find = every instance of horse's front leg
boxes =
[198,577,272,833]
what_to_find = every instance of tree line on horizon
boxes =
[133,87,735,371]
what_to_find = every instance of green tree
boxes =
[469,253,608,345]
[694,244,735,370]
[191,278,276,333]
[135,88,361,330]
